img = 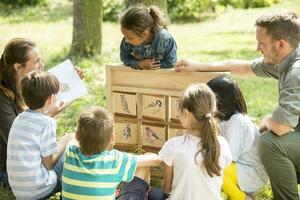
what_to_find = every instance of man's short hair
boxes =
[77,107,114,155]
[255,11,300,48]
[21,70,59,110]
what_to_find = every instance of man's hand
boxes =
[175,59,198,72]
[138,59,160,70]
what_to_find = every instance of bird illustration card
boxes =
[113,92,137,116]
[114,121,138,145]
[170,97,180,121]
[143,94,165,120]
[48,59,88,104]
[142,124,165,148]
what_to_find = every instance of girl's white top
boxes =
[159,134,232,200]
[220,113,268,193]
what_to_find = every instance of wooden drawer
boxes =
[114,118,138,146]
[168,123,185,139]
[142,94,166,121]
[142,122,166,148]
[113,92,137,116]
[170,96,180,121]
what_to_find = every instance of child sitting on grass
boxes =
[208,76,268,200]
[7,71,74,200]
[62,106,161,200]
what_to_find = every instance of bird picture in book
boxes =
[144,100,162,114]
[59,82,71,93]
[145,127,162,144]
[120,94,130,113]
[123,124,132,140]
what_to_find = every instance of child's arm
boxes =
[42,133,74,170]
[159,37,177,68]
[136,152,162,168]
[162,162,173,194]
[120,38,139,69]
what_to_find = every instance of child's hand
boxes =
[138,59,160,70]
[75,66,85,79]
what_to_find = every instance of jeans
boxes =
[0,169,9,187]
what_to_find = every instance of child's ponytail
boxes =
[178,84,221,177]
[195,115,221,177]
[149,6,168,31]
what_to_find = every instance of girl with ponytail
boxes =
[207,76,268,200]
[119,6,177,70]
[158,83,232,200]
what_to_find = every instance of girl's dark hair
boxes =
[0,38,36,111]
[207,75,247,121]
[119,6,168,36]
[178,84,221,177]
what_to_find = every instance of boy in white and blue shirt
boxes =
[7,71,73,200]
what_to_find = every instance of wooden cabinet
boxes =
[114,118,138,146]
[113,92,136,117]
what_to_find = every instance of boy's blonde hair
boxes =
[178,83,221,177]
[77,107,113,155]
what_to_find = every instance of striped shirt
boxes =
[62,145,137,200]
[7,109,58,200]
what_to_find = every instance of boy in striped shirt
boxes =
[62,107,161,200]
[7,71,74,200]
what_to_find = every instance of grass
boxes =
[1,0,300,199]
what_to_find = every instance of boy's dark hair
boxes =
[119,6,168,36]
[77,107,113,155]
[20,70,59,110]
[255,11,300,48]
[207,75,247,121]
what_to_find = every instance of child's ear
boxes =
[13,63,23,72]
[45,95,54,106]
[141,30,150,39]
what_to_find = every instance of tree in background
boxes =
[126,0,168,12]
[70,0,102,57]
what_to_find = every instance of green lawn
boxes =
[1,0,300,199]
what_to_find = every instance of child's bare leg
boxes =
[134,167,150,184]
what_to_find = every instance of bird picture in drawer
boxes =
[114,120,138,145]
[142,123,165,148]
[170,96,180,121]
[143,94,165,121]
[113,92,137,116]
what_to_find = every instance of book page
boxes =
[48,59,88,104]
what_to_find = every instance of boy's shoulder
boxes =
[156,28,173,40]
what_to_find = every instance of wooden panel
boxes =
[142,123,166,148]
[168,124,185,139]
[107,65,228,92]
[114,119,138,145]
[142,94,166,121]
[170,96,180,121]
[113,92,137,116]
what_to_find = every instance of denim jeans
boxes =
[0,169,9,187]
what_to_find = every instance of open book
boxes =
[48,59,88,104]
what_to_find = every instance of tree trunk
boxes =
[70,0,102,57]
[126,0,168,12]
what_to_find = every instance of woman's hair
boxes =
[178,83,221,177]
[119,6,168,36]
[0,38,36,110]
[207,75,247,121]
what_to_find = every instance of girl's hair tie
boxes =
[205,113,212,118]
